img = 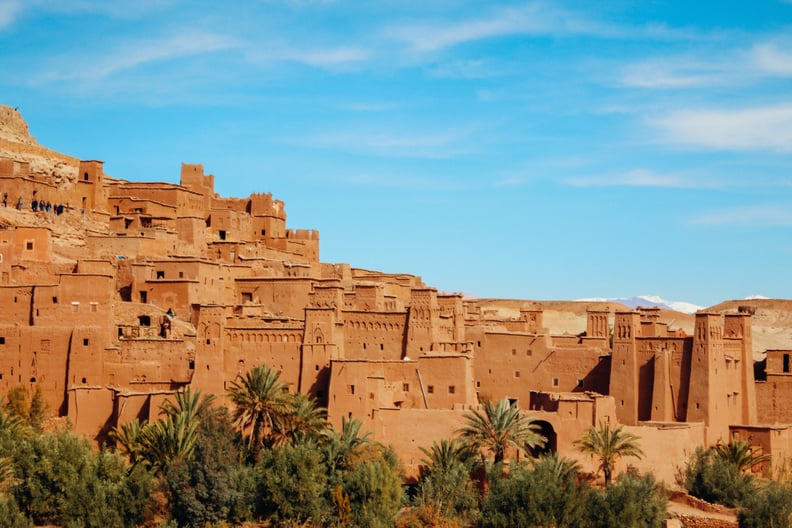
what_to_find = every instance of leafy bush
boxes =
[11,431,154,528]
[587,472,667,528]
[480,458,590,528]
[338,446,404,528]
[166,409,248,527]
[0,494,30,528]
[738,481,792,528]
[256,441,331,526]
[684,446,755,507]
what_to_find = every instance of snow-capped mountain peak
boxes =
[576,295,703,314]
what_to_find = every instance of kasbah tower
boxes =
[0,103,790,483]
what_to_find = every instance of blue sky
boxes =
[1,1,791,307]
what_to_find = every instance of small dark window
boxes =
[138,315,151,327]
[427,385,434,394]
[118,327,123,337]
[552,377,559,387]
[83,338,89,346]
[0,337,4,344]
[577,379,584,388]
[29,377,36,383]
[219,230,227,240]
[515,371,520,378]
[179,271,184,278]
[0,374,3,380]
[52,296,58,303]
[363,343,367,350]
[206,339,211,345]
[140,291,147,303]
[26,241,33,250]
[81,377,87,384]
[156,271,165,279]
[402,383,409,392]
[448,385,455,394]
[261,229,266,236]
[476,380,481,387]
[526,349,532,356]
[315,364,319,371]
[242,292,253,303]
[512,348,516,355]
[83,172,89,180]
[188,360,195,370]
[380,343,384,350]
[784,354,790,373]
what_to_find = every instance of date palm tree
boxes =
[227,364,291,458]
[138,410,199,473]
[459,398,545,464]
[322,417,373,474]
[419,438,477,476]
[575,420,644,487]
[715,439,770,473]
[271,392,328,446]
[112,387,216,473]
[109,418,147,465]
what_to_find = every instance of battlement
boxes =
[249,193,285,218]
[285,229,319,240]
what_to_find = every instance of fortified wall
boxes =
[0,106,790,482]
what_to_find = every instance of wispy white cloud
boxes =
[619,38,792,90]
[694,205,792,227]
[563,168,716,188]
[298,127,475,159]
[649,104,792,152]
[60,0,179,17]
[0,0,23,29]
[339,102,398,112]
[248,46,370,69]
[33,31,239,83]
[620,59,731,89]
[3,0,178,25]
[384,4,617,53]
[332,171,461,190]
[428,59,504,79]
[752,43,792,75]
[384,4,717,55]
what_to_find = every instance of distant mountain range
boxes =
[576,294,772,314]
[576,295,704,314]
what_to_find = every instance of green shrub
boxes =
[256,441,331,526]
[338,446,404,528]
[480,459,590,528]
[684,446,754,507]
[11,431,154,528]
[166,409,247,527]
[587,472,667,528]
[0,494,30,528]
[738,481,792,528]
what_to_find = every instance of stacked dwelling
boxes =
[0,137,790,481]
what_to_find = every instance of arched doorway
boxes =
[530,420,557,457]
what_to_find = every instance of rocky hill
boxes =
[0,105,79,189]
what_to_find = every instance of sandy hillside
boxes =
[469,298,790,361]
[0,105,80,189]
[707,299,792,360]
